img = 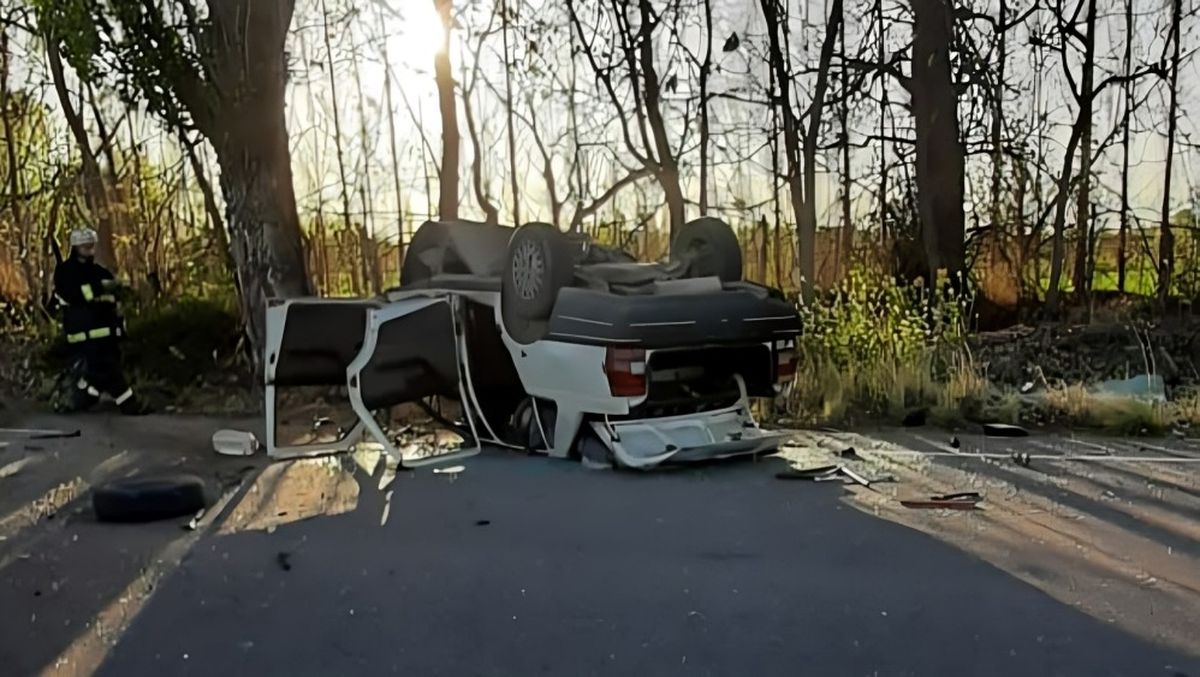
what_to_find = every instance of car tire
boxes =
[399,221,446,287]
[503,222,574,322]
[670,217,743,282]
[92,474,209,523]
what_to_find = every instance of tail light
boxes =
[605,346,647,397]
[776,339,797,384]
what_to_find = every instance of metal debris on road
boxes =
[836,447,863,460]
[380,490,394,527]
[776,464,893,488]
[0,456,37,478]
[0,428,81,440]
[775,465,840,480]
[982,423,1030,438]
[900,492,983,510]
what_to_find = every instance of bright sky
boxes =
[19,0,1200,245]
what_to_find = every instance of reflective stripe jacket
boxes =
[53,257,123,341]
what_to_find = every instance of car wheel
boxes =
[92,474,209,523]
[399,221,445,286]
[670,217,743,282]
[504,223,573,321]
[508,397,554,453]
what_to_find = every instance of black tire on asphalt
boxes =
[92,474,209,523]
[670,217,743,282]
[502,222,574,322]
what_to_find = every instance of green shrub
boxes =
[121,297,244,389]
[787,270,980,424]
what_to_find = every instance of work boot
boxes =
[118,395,153,416]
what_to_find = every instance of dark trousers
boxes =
[73,337,130,399]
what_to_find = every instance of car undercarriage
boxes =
[262,218,801,469]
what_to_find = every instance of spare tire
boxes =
[670,217,743,282]
[503,222,574,322]
[92,474,209,523]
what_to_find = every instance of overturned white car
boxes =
[263,218,800,470]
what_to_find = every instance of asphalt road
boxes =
[94,450,1198,677]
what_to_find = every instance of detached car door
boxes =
[264,298,383,459]
[348,295,481,467]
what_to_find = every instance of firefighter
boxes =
[53,227,150,415]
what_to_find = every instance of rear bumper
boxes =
[588,404,786,469]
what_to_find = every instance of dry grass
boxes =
[1036,382,1200,435]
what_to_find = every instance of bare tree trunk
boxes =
[382,46,406,279]
[1045,118,1085,313]
[199,1,312,355]
[698,0,713,215]
[1071,0,1097,297]
[635,0,685,240]
[911,0,965,282]
[568,25,586,233]
[45,40,117,270]
[528,103,563,228]
[798,0,843,297]
[760,0,802,290]
[877,0,889,247]
[1157,0,1183,303]
[1117,0,1133,292]
[351,45,381,294]
[838,1,853,281]
[462,89,500,224]
[435,0,460,220]
[0,28,36,294]
[125,114,151,282]
[181,135,232,269]
[501,0,520,224]
[989,0,1007,233]
[769,61,782,287]
[320,0,359,294]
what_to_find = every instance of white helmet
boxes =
[69,227,98,248]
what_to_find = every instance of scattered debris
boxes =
[183,508,206,531]
[949,436,961,449]
[776,464,893,488]
[276,552,293,571]
[475,519,491,526]
[901,492,983,511]
[982,423,1030,438]
[29,429,81,441]
[839,466,873,489]
[212,429,260,457]
[1011,452,1033,468]
[0,456,37,479]
[836,447,862,460]
[775,465,840,480]
[380,490,394,527]
[433,465,466,475]
[0,427,80,441]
